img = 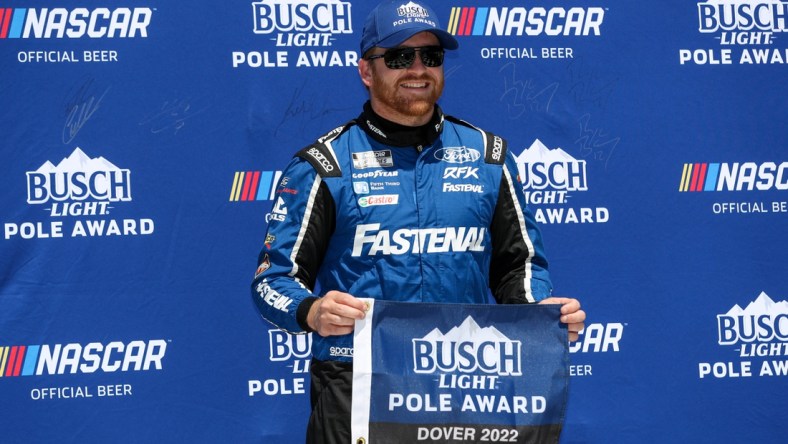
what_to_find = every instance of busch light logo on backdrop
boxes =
[248,330,311,398]
[26,147,131,206]
[5,7,154,64]
[232,0,357,68]
[698,292,788,379]
[413,316,522,376]
[515,139,609,224]
[680,0,788,65]
[697,0,788,33]
[4,148,154,240]
[678,161,788,215]
[717,292,788,345]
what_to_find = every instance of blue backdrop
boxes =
[2,1,786,442]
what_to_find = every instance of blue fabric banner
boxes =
[352,300,568,444]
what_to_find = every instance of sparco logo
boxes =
[252,0,352,34]
[491,135,503,162]
[412,316,522,376]
[0,7,153,39]
[717,292,788,345]
[0,339,167,377]
[306,147,335,173]
[697,0,788,33]
[434,147,481,164]
[351,223,486,256]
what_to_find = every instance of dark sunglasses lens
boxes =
[384,48,416,69]
[420,48,444,67]
[381,47,444,69]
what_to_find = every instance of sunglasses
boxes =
[365,46,445,69]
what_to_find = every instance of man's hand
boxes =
[539,297,586,342]
[307,291,367,337]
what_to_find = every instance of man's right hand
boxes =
[307,291,368,337]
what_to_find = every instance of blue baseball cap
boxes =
[360,0,459,55]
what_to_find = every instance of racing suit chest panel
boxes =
[319,129,423,303]
[318,124,503,307]
[416,124,503,304]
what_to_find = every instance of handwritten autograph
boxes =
[498,62,559,119]
[274,81,349,138]
[62,79,110,144]
[139,96,207,135]
[564,57,619,110]
[575,113,620,171]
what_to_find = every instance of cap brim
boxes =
[375,27,459,51]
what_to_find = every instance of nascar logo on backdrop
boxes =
[446,5,607,61]
[515,139,609,224]
[679,0,788,65]
[698,292,788,379]
[229,170,284,201]
[4,148,155,240]
[2,6,153,63]
[0,338,167,401]
[679,161,788,215]
[232,0,357,68]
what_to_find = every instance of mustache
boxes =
[399,74,436,83]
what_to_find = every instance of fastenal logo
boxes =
[0,7,153,39]
[351,224,486,256]
[412,316,522,376]
[0,339,167,377]
[699,292,788,379]
[233,0,357,68]
[515,139,609,224]
[446,6,605,36]
[229,170,283,202]
[680,0,787,65]
[5,148,154,240]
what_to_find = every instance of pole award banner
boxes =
[351,300,568,444]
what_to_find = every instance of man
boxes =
[251,1,586,442]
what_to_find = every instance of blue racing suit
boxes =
[251,102,552,363]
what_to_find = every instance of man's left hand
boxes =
[539,297,585,342]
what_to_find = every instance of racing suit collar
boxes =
[358,101,444,148]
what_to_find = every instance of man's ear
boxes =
[358,58,373,88]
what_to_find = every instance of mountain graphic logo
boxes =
[26,147,131,204]
[515,139,588,192]
[412,316,522,375]
[717,292,788,345]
